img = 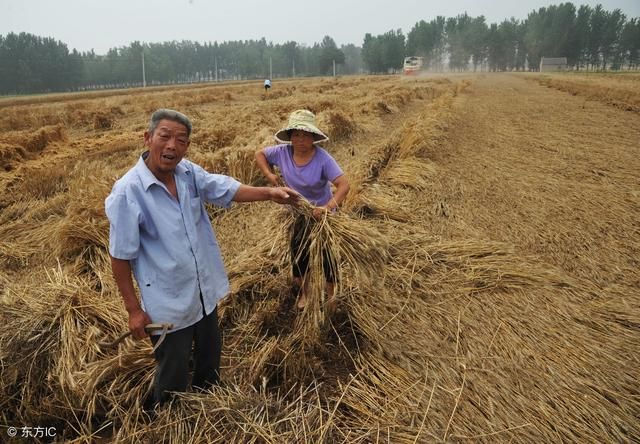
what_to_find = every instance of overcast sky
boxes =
[2,0,639,54]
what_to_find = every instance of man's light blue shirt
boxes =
[105,153,241,332]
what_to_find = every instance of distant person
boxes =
[264,79,272,92]
[105,108,299,406]
[255,109,350,310]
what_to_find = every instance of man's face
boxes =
[144,119,190,176]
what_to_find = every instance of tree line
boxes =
[364,3,639,73]
[1,2,638,95]
[0,33,354,94]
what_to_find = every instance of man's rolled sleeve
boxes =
[193,164,241,208]
[105,192,141,260]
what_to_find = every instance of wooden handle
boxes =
[99,323,174,349]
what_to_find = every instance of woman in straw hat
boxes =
[256,109,350,309]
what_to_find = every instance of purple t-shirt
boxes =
[264,144,343,206]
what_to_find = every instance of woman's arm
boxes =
[255,149,281,186]
[327,174,350,210]
[312,174,350,219]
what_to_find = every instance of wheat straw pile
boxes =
[0,74,638,442]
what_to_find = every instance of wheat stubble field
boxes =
[0,72,638,442]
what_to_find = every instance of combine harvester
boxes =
[403,56,425,76]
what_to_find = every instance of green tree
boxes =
[362,30,405,73]
[340,44,363,74]
[588,4,607,68]
[362,33,383,73]
[572,5,592,68]
[446,14,475,71]
[407,17,446,70]
[279,41,301,76]
[620,18,640,69]
[381,29,405,72]
[468,16,489,71]
[601,9,626,69]
[0,32,81,94]
[318,36,345,75]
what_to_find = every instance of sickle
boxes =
[99,323,174,352]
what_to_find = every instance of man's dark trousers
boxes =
[150,306,221,404]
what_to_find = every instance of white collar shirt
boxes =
[105,153,240,331]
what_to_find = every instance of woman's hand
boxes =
[266,172,282,187]
[312,207,325,219]
[255,150,284,186]
[312,206,330,220]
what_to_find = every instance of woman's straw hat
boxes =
[275,109,329,143]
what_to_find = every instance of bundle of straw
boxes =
[284,200,388,332]
[0,266,125,428]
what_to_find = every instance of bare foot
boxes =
[325,281,337,310]
[326,281,335,300]
[325,297,338,313]
[296,293,307,309]
[296,277,310,309]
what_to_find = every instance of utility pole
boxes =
[215,56,218,82]
[333,59,336,77]
[292,59,296,77]
[142,51,146,87]
[269,56,273,80]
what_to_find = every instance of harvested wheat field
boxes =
[0,72,638,443]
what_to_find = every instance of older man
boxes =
[106,108,299,405]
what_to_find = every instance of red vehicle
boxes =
[403,56,424,75]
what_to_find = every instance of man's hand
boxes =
[128,308,153,340]
[269,187,300,205]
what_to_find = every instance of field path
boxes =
[431,73,640,291]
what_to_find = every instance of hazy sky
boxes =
[2,0,639,54]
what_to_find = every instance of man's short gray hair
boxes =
[148,109,193,137]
